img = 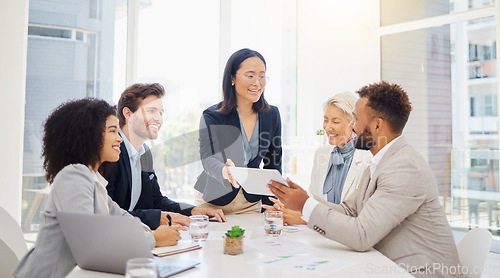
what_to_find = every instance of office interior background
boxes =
[1,0,500,249]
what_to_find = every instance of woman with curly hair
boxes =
[13,98,184,278]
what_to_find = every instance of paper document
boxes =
[246,237,319,257]
[152,240,201,257]
[250,255,354,275]
[283,225,308,233]
[228,167,288,196]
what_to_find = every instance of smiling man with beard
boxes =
[268,81,462,277]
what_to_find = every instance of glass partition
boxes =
[22,0,128,233]
[381,16,499,233]
[381,0,494,26]
[135,0,298,202]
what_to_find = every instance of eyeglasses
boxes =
[236,73,269,85]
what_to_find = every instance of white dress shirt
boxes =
[302,135,403,222]
[119,129,145,211]
[368,135,401,179]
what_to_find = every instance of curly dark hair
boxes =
[356,81,412,133]
[217,48,270,114]
[42,98,117,183]
[117,83,165,128]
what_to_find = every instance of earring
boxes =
[231,83,234,86]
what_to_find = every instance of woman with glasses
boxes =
[194,48,282,214]
[13,98,184,278]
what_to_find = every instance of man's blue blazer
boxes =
[106,143,194,229]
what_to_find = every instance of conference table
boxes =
[68,213,413,277]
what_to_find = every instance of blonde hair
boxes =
[322,91,357,121]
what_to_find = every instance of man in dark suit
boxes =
[106,83,225,229]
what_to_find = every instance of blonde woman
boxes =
[264,92,371,224]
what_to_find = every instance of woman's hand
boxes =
[191,207,226,222]
[262,197,307,225]
[153,225,186,247]
[222,159,239,188]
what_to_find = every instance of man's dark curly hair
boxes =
[356,81,412,133]
[42,98,117,183]
[117,83,165,128]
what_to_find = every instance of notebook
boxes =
[56,212,199,277]
[153,240,202,257]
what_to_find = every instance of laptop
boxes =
[56,212,199,277]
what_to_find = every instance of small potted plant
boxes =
[223,225,245,255]
[316,129,326,145]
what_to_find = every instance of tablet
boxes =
[228,167,288,196]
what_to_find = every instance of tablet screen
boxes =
[228,167,288,196]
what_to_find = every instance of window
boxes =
[76,31,84,41]
[134,0,297,202]
[381,0,494,26]
[22,0,127,233]
[21,0,299,229]
[470,97,476,116]
[381,0,499,232]
[89,0,99,19]
[28,26,72,39]
[468,0,495,9]
[485,95,498,116]
[471,158,488,167]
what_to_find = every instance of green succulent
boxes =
[225,225,245,237]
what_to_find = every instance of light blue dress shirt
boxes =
[238,112,259,165]
[119,130,145,211]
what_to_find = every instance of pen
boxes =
[167,214,172,226]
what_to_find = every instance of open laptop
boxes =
[56,212,199,276]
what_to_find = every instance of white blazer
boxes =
[308,144,372,203]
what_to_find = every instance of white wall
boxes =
[297,0,380,137]
[0,0,29,223]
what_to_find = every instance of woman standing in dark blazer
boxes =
[194,48,282,214]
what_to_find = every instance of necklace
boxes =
[237,109,254,115]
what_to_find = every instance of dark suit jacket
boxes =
[106,144,194,229]
[194,103,282,206]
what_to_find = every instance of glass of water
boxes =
[125,258,157,278]
[189,215,209,242]
[264,211,283,241]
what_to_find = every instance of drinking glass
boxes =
[264,211,283,241]
[189,215,209,242]
[125,258,157,278]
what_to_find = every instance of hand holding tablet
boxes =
[227,167,289,196]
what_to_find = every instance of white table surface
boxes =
[68,213,413,277]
